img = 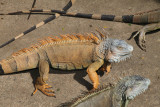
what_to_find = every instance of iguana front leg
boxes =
[32,59,55,97]
[86,59,104,90]
[133,22,160,51]
[99,62,112,74]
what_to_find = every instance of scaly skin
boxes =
[60,75,150,107]
[112,75,150,107]
[0,31,133,97]
[132,22,160,51]
[4,8,159,51]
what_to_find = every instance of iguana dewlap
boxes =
[0,31,133,96]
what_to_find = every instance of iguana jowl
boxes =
[0,31,133,96]
[60,75,150,107]
[5,8,159,51]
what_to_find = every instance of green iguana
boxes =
[59,75,150,107]
[3,8,159,51]
[0,31,133,97]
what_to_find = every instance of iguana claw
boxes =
[99,62,111,74]
[33,83,55,97]
[32,77,55,97]
[133,27,147,51]
[133,22,160,51]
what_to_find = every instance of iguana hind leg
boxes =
[133,22,160,51]
[32,59,55,97]
[86,59,104,90]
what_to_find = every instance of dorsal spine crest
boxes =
[11,33,103,57]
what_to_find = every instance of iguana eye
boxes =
[117,46,123,50]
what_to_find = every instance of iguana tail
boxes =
[0,0,76,48]
[2,8,160,24]
[0,51,39,74]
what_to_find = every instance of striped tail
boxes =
[27,0,37,20]
[2,8,160,24]
[0,0,76,48]
[0,58,17,74]
[0,51,40,74]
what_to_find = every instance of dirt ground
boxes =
[0,0,159,107]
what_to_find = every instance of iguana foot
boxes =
[32,77,55,97]
[106,63,111,74]
[99,62,111,74]
[133,27,147,51]
[133,22,160,51]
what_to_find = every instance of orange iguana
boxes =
[0,31,133,97]
[4,8,159,51]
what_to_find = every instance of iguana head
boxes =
[124,75,150,100]
[97,38,133,63]
[122,75,150,107]
[112,75,150,107]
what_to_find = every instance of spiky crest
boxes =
[11,32,105,57]
[59,84,113,107]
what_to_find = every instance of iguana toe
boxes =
[98,62,111,75]
[106,63,111,75]
[32,77,55,97]
[33,83,55,97]
[133,28,147,51]
[139,33,147,51]
[44,84,52,88]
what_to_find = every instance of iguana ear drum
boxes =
[0,64,4,74]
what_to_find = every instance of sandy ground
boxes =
[0,0,159,107]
